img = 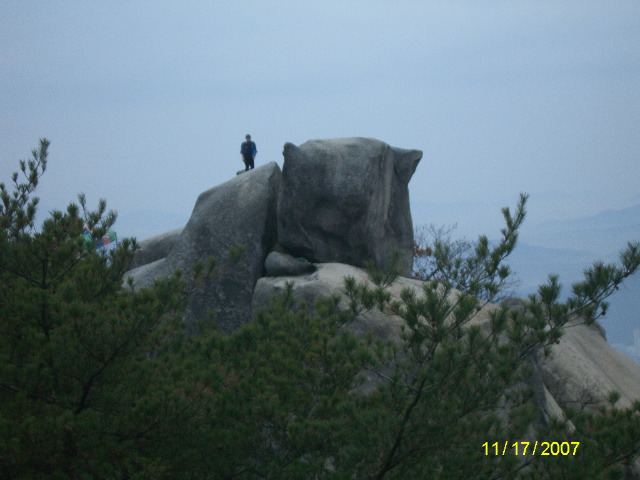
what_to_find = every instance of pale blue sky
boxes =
[2,1,639,247]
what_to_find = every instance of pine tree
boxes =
[0,140,207,478]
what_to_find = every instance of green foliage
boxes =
[0,141,201,479]
[186,286,367,477]
[412,193,528,303]
[521,401,640,480]
[2,141,640,479]
[0,139,48,235]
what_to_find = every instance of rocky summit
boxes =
[126,137,640,441]
[126,137,421,332]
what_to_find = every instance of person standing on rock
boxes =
[241,134,257,171]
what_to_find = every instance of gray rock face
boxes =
[129,227,183,269]
[253,263,640,416]
[126,161,281,332]
[541,319,640,411]
[277,138,422,276]
[264,251,316,277]
[252,263,409,342]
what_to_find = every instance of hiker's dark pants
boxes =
[244,156,254,171]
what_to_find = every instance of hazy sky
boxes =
[2,1,639,245]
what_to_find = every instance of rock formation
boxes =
[541,320,640,410]
[126,137,640,447]
[253,262,425,343]
[128,137,420,331]
[129,227,183,269]
[253,263,640,415]
[277,138,422,276]
[126,161,281,332]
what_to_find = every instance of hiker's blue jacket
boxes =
[241,141,257,157]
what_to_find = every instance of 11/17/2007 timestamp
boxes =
[483,441,580,456]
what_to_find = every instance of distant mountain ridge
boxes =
[523,203,640,256]
[507,203,640,350]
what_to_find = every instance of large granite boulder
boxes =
[129,227,183,269]
[277,138,422,276]
[126,162,281,332]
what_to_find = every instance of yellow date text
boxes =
[482,441,580,456]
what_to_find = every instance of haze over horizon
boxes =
[2,2,639,237]
[2,2,638,348]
